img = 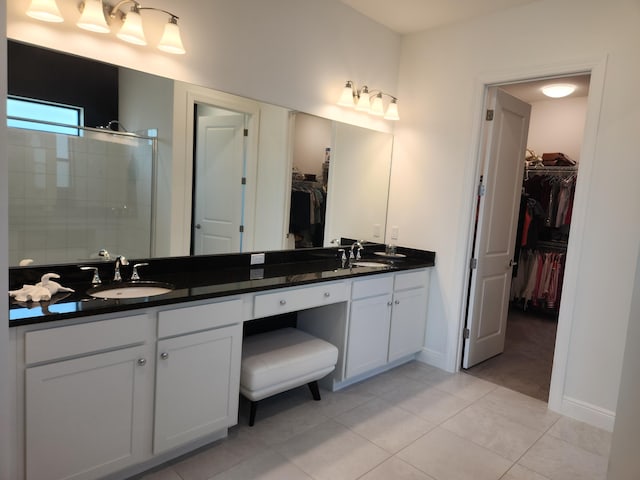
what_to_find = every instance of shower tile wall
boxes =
[7,128,153,266]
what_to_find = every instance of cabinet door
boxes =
[25,345,152,480]
[154,323,242,454]
[388,287,428,363]
[345,293,392,378]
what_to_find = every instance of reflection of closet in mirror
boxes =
[289,113,332,248]
[192,104,248,255]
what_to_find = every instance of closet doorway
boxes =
[463,74,590,402]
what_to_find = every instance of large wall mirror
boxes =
[7,40,393,266]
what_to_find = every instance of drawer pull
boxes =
[160,352,169,360]
[279,299,287,305]
[137,358,147,366]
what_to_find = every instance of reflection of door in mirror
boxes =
[289,113,332,248]
[192,104,247,255]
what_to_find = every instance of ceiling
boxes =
[499,75,591,103]
[338,0,541,35]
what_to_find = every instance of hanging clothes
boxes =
[511,165,577,312]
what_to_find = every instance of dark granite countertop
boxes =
[9,246,435,327]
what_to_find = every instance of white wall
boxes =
[528,96,588,162]
[607,244,640,479]
[118,69,174,257]
[292,113,332,180]
[391,0,640,426]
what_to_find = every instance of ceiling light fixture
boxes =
[26,0,64,22]
[337,80,400,121]
[26,0,186,54]
[541,83,576,98]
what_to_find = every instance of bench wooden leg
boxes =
[308,380,321,401]
[249,400,258,427]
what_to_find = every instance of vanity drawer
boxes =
[394,269,428,291]
[158,299,242,338]
[351,274,394,300]
[25,314,150,365]
[254,282,347,318]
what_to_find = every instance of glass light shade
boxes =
[26,0,63,22]
[158,20,186,54]
[355,86,370,112]
[77,0,110,33]
[337,82,355,107]
[541,83,576,98]
[117,8,147,45]
[370,93,385,116]
[384,99,400,121]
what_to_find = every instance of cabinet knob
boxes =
[395,299,400,305]
[279,299,287,305]
[387,301,393,306]
[324,292,330,297]
[160,352,169,360]
[137,358,147,366]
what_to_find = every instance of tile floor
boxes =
[138,361,611,480]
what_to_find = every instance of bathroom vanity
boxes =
[7,246,434,480]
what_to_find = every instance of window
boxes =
[7,96,83,135]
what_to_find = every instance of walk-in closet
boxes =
[466,75,589,401]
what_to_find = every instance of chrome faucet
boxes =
[113,256,129,282]
[350,241,364,263]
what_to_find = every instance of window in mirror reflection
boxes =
[7,96,82,136]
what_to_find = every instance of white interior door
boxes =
[193,106,246,254]
[463,88,531,369]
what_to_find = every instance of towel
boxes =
[9,273,75,303]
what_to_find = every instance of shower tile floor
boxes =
[136,361,611,480]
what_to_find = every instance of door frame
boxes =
[455,56,608,416]
[171,82,260,256]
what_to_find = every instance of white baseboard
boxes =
[416,347,451,372]
[560,395,616,432]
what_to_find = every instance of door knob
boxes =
[509,259,518,267]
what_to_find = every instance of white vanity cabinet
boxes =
[345,269,430,379]
[345,274,394,378]
[23,315,155,480]
[388,269,430,362]
[153,299,243,454]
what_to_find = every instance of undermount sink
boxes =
[87,281,175,299]
[350,261,391,268]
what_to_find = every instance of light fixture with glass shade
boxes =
[25,0,186,54]
[157,15,186,54]
[114,2,147,45]
[355,86,371,112]
[337,80,400,120]
[26,0,63,22]
[337,81,356,107]
[77,0,110,33]
[541,83,577,98]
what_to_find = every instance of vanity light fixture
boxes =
[114,2,147,45]
[26,0,186,54]
[337,80,400,120]
[77,0,110,33]
[541,83,576,98]
[26,0,64,22]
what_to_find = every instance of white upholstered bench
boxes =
[240,327,338,426]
